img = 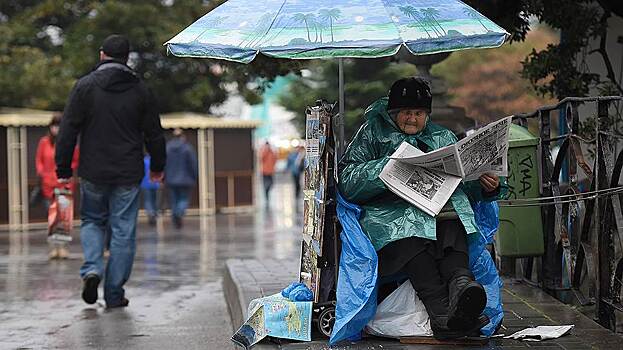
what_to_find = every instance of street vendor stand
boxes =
[165,0,510,344]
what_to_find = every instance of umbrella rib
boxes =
[254,0,288,51]
[259,18,293,46]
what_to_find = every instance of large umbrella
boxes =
[165,0,509,154]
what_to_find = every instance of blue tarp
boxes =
[330,193,378,344]
[330,194,503,345]
[281,282,314,302]
[468,201,504,337]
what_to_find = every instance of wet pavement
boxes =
[227,259,623,350]
[3,175,623,349]
[0,177,303,350]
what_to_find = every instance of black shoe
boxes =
[431,315,467,340]
[430,315,454,339]
[82,274,100,305]
[432,315,490,340]
[106,297,129,309]
[426,303,458,340]
[463,315,490,337]
[148,216,157,226]
[447,274,487,331]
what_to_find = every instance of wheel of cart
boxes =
[313,301,337,337]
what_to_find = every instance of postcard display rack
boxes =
[299,100,340,338]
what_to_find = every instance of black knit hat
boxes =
[100,34,130,59]
[387,77,432,112]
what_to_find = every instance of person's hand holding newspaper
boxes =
[379,117,511,216]
[480,173,500,193]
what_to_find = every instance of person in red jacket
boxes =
[260,141,277,207]
[35,114,79,259]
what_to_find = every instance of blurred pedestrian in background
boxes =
[260,141,277,206]
[55,34,166,308]
[36,113,79,259]
[141,154,160,226]
[287,146,305,200]
[165,128,197,229]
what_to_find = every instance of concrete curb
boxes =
[223,258,299,332]
[223,259,245,333]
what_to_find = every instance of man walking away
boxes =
[164,128,198,229]
[55,34,166,308]
[260,142,277,207]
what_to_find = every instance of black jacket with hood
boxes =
[56,60,166,185]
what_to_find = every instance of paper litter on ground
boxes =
[504,325,574,341]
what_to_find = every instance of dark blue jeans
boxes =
[168,185,190,218]
[143,188,159,217]
[262,175,274,203]
[79,180,140,305]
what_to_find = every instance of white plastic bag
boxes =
[365,281,433,338]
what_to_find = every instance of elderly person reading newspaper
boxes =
[338,77,506,339]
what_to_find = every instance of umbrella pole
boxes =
[338,58,345,158]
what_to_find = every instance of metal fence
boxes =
[505,96,623,331]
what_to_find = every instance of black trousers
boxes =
[403,249,471,317]
[377,219,473,317]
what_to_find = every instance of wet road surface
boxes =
[0,179,302,349]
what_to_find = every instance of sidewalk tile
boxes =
[224,259,623,349]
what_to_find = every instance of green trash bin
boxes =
[496,124,544,257]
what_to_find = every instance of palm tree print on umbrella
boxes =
[240,12,277,47]
[421,8,446,36]
[318,8,341,42]
[463,7,488,31]
[293,13,315,42]
[240,12,276,47]
[260,16,295,45]
[308,13,320,43]
[167,0,509,63]
[398,5,435,39]
[316,16,325,43]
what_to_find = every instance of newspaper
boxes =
[380,145,463,216]
[504,325,574,341]
[380,117,511,216]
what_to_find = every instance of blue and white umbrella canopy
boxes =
[166,0,509,63]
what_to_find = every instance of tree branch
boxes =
[591,11,623,95]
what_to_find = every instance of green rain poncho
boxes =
[338,98,506,251]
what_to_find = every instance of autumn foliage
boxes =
[451,54,553,123]
[435,27,558,124]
